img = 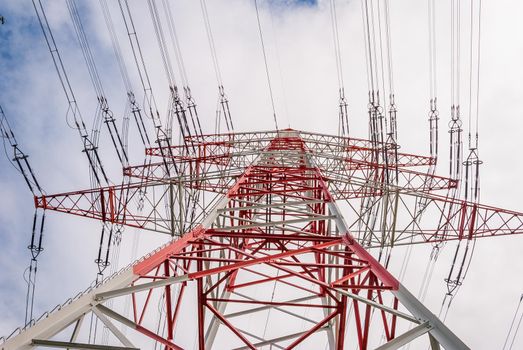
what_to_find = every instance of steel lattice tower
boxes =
[3,0,523,347]
[3,128,523,349]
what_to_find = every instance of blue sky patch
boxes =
[268,0,318,8]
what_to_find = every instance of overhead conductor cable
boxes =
[0,105,45,326]
[200,0,235,133]
[99,0,151,148]
[118,0,179,176]
[441,0,483,321]
[254,0,279,131]
[329,0,349,137]
[32,0,109,187]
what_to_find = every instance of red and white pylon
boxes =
[4,129,523,349]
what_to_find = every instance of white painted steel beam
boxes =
[92,307,135,348]
[374,322,432,350]
[31,339,138,350]
[1,270,135,350]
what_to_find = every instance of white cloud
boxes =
[1,0,522,348]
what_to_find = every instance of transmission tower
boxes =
[2,127,523,349]
[1,0,523,349]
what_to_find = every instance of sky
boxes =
[1,0,523,348]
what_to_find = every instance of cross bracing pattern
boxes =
[2,129,523,349]
[31,130,523,245]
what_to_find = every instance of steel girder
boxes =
[3,130,470,349]
[33,130,523,246]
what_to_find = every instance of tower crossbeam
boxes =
[3,129,483,349]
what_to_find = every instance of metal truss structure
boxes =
[3,129,523,349]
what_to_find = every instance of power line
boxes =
[503,294,523,350]
[254,0,279,131]
[146,0,199,150]
[99,0,151,148]
[0,106,43,195]
[32,0,109,187]
[200,0,223,87]
[118,0,179,176]
[0,105,45,327]
[200,0,235,132]
[161,0,204,137]
[329,0,349,137]
[267,4,291,129]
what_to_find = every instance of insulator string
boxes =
[440,0,483,322]
[329,0,349,137]
[118,0,163,132]
[161,0,204,137]
[0,106,43,195]
[145,0,202,237]
[32,0,109,187]
[428,0,440,162]
[99,0,151,149]
[2,102,46,331]
[118,0,179,176]
[146,0,200,150]
[23,210,45,326]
